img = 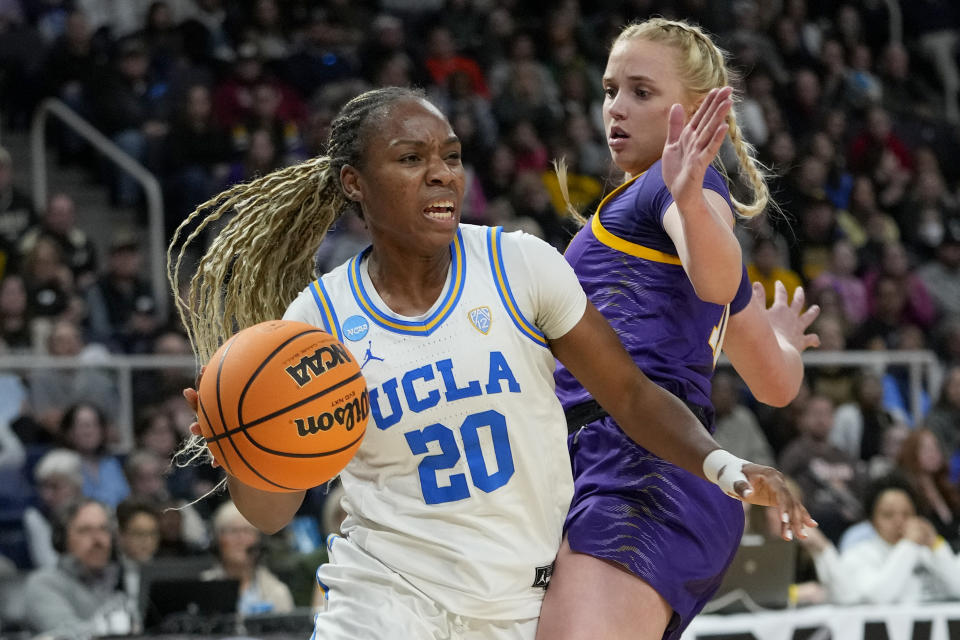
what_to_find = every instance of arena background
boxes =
[0,0,958,638]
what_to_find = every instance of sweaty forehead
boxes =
[363,98,454,148]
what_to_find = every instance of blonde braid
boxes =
[167,85,427,468]
[168,157,346,363]
[613,17,774,218]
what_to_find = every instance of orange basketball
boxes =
[196,320,369,492]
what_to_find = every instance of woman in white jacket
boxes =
[840,476,960,604]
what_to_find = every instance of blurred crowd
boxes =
[0,0,959,636]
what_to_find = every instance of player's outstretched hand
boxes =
[182,366,220,468]
[734,464,817,542]
[661,86,733,212]
[762,281,820,353]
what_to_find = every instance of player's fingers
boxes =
[773,279,788,307]
[751,281,765,305]
[695,97,732,152]
[687,87,717,132]
[778,507,794,541]
[800,304,821,329]
[700,122,728,161]
[805,333,822,350]
[183,387,199,412]
[188,421,202,436]
[732,479,754,500]
[666,103,685,147]
[791,285,806,312]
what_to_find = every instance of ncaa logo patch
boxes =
[468,306,491,334]
[341,315,369,341]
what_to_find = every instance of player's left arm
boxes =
[724,279,821,407]
[662,190,741,305]
[550,302,814,540]
[661,87,742,305]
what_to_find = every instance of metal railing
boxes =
[30,98,169,322]
[0,353,196,452]
[0,350,944,453]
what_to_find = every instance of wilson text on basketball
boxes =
[295,390,370,436]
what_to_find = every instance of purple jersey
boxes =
[554,160,751,429]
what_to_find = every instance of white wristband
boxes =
[703,449,750,499]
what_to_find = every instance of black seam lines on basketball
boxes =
[205,335,236,476]
[236,328,329,427]
[212,332,297,491]
[198,395,232,476]
[207,369,365,443]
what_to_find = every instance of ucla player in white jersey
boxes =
[169,87,812,640]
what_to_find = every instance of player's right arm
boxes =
[184,384,306,534]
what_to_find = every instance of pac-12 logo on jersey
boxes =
[341,315,369,341]
[468,306,491,334]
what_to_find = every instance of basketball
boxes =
[196,320,369,492]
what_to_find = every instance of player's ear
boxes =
[340,164,363,203]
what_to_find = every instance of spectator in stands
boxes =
[27,318,119,437]
[840,475,960,604]
[903,168,960,261]
[791,194,845,283]
[830,369,896,464]
[23,498,138,638]
[60,402,129,508]
[836,175,900,259]
[115,498,161,604]
[23,448,84,569]
[19,193,97,289]
[202,500,293,617]
[41,10,102,164]
[224,127,283,187]
[918,217,960,321]
[280,8,358,100]
[123,448,208,550]
[163,82,231,237]
[85,229,157,352]
[805,312,858,407]
[423,25,488,98]
[896,428,960,545]
[711,371,775,467]
[811,239,868,328]
[211,41,306,131]
[902,0,960,123]
[20,234,73,322]
[927,365,960,456]
[848,106,913,175]
[230,81,305,165]
[852,275,917,350]
[0,274,33,352]
[878,42,941,121]
[780,394,866,543]
[90,36,169,209]
[862,241,936,330]
[842,44,882,111]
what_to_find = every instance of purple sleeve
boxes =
[730,264,752,315]
[655,164,734,224]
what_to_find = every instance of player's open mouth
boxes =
[609,126,630,139]
[423,200,456,220]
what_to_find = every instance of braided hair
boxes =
[168,86,425,465]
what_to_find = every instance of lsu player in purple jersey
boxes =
[539,18,822,640]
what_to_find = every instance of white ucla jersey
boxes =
[284,224,586,620]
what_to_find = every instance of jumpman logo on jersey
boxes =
[360,341,384,369]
